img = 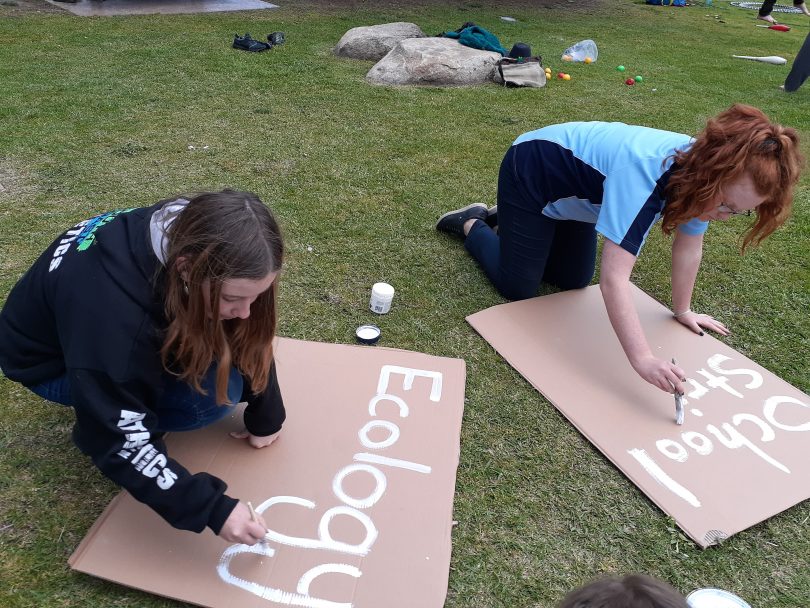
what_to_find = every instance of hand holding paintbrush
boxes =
[247,501,268,542]
[218,500,268,545]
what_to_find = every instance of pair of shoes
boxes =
[233,33,272,52]
[436,203,488,237]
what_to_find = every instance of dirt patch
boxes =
[2,0,603,18]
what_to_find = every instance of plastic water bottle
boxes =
[561,39,598,63]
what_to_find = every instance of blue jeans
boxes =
[27,364,243,432]
[464,146,597,300]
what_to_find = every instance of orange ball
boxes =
[563,74,571,81]
[584,57,592,64]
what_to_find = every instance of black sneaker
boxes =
[436,203,488,238]
[485,205,497,228]
[268,31,286,46]
[233,33,272,52]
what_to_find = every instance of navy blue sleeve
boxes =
[242,360,286,437]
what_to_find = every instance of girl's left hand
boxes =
[230,429,281,449]
[675,311,730,336]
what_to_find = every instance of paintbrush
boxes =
[671,358,685,426]
[247,501,267,541]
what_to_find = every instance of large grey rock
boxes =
[366,37,501,87]
[334,22,426,62]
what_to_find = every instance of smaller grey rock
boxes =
[334,22,426,62]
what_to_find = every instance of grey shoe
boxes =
[436,203,488,237]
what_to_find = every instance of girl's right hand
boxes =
[632,355,686,395]
[218,501,268,545]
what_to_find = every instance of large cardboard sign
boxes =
[467,284,810,548]
[69,338,466,607]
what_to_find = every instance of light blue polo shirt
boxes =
[511,121,708,256]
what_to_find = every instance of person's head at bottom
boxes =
[557,574,688,608]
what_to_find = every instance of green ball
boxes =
[617,65,625,72]
[635,75,643,82]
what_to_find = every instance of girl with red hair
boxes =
[436,105,803,396]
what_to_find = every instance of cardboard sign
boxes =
[69,337,466,607]
[467,284,810,548]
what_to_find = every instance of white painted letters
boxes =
[630,354,807,507]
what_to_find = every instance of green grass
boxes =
[1,1,809,606]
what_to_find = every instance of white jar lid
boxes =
[687,589,751,608]
[372,282,395,297]
[355,324,381,345]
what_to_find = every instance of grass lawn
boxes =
[0,0,808,606]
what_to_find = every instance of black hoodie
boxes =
[0,202,285,534]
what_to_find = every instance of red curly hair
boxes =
[662,104,804,251]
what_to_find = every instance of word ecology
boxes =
[218,365,444,608]
[629,354,809,507]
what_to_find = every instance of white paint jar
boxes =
[369,282,395,314]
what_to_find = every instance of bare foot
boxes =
[798,2,810,16]
[757,14,777,24]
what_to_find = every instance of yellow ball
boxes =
[584,57,592,64]
[563,73,571,81]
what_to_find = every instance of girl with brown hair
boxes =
[557,574,689,608]
[0,189,284,545]
[436,104,803,398]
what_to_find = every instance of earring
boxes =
[183,281,189,295]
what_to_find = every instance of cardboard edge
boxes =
[278,335,468,366]
[68,491,130,569]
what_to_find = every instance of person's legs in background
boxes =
[759,0,810,23]
[758,0,779,23]
[785,31,810,91]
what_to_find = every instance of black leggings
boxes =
[785,32,810,92]
[463,147,597,301]
[759,0,805,17]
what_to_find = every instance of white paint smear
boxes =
[627,448,701,507]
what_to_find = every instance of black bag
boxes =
[497,56,546,88]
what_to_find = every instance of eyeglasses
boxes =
[717,203,752,217]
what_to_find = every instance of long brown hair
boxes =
[662,104,803,251]
[160,190,284,404]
